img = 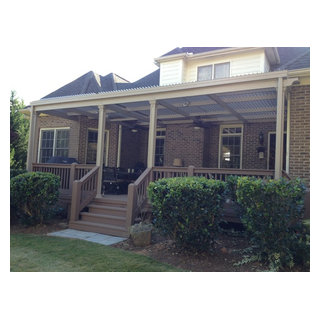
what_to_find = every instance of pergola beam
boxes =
[207,94,248,123]
[107,104,149,122]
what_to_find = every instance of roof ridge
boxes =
[80,71,96,94]
[278,48,310,70]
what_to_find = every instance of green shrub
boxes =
[236,177,308,270]
[10,172,60,225]
[10,168,27,179]
[225,175,246,218]
[148,177,226,252]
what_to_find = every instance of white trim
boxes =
[117,124,122,168]
[218,124,244,169]
[85,128,109,165]
[37,127,70,162]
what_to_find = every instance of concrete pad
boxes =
[48,229,127,246]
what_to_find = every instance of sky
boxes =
[3,0,319,318]
[4,0,317,105]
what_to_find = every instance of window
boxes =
[214,62,230,79]
[219,125,243,169]
[86,129,109,164]
[38,128,69,163]
[197,65,212,81]
[155,129,166,166]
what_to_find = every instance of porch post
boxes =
[147,100,158,168]
[96,105,106,196]
[26,106,38,171]
[275,77,285,179]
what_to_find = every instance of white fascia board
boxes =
[186,47,260,61]
[31,70,288,111]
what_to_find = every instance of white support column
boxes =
[147,100,158,168]
[26,106,38,171]
[117,124,122,168]
[96,105,106,196]
[275,78,285,179]
[286,91,291,174]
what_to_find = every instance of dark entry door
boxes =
[268,133,286,170]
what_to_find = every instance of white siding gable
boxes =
[159,59,184,86]
[159,48,272,85]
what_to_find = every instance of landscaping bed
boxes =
[112,228,269,272]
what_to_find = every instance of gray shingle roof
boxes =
[161,47,230,57]
[42,72,130,99]
[275,47,310,70]
[41,47,309,100]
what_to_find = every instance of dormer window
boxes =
[197,62,230,81]
[214,62,230,79]
[197,65,213,81]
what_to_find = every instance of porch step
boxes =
[91,197,127,208]
[80,212,126,227]
[69,220,129,237]
[87,203,127,215]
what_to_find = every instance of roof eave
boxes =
[31,70,289,110]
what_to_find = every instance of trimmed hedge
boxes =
[10,172,60,224]
[235,177,308,270]
[148,177,226,252]
[10,168,27,179]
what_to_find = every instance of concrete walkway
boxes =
[48,229,127,246]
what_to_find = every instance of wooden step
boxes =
[87,203,127,215]
[91,197,127,208]
[80,212,126,226]
[69,220,129,237]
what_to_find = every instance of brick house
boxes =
[25,47,310,236]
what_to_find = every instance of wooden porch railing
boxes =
[69,166,99,222]
[126,166,274,227]
[126,168,153,227]
[32,163,94,192]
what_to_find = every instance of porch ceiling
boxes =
[40,87,279,125]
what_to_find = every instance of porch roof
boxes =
[29,69,303,126]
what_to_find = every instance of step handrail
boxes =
[126,167,153,228]
[70,166,99,222]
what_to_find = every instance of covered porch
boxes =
[28,70,299,235]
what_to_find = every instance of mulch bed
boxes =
[112,229,268,272]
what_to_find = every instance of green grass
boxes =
[10,234,182,272]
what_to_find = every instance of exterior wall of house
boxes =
[289,85,310,185]
[159,48,269,85]
[163,124,205,167]
[202,122,276,170]
[120,127,148,169]
[242,122,276,170]
[35,115,80,162]
[35,115,120,166]
[159,59,185,85]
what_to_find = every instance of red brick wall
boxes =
[120,127,148,169]
[164,124,204,167]
[289,85,310,185]
[36,115,119,165]
[242,122,276,170]
[36,115,80,162]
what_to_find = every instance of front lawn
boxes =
[10,234,182,272]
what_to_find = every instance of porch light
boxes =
[131,129,138,133]
[259,132,264,145]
